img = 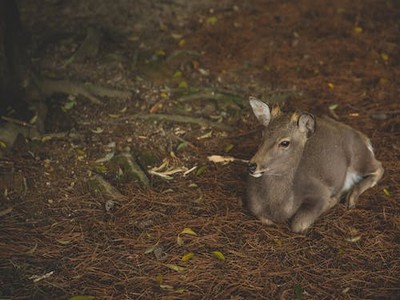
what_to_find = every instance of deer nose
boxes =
[247,163,257,174]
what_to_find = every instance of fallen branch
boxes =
[130,113,234,132]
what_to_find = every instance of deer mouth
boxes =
[249,171,264,178]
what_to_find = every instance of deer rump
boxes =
[246,98,384,233]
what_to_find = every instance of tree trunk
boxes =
[0,0,33,121]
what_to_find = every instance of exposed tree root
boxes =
[39,78,132,105]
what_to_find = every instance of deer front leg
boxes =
[290,197,338,233]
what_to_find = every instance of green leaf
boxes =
[94,165,107,173]
[173,70,183,78]
[224,143,234,153]
[164,264,186,272]
[178,81,188,89]
[211,250,225,261]
[63,99,77,111]
[207,16,218,25]
[196,165,207,176]
[180,227,197,236]
[383,188,391,197]
[181,252,195,262]
[294,285,303,300]
[68,296,95,300]
[155,49,166,57]
[177,142,188,151]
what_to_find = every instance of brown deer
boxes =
[246,97,384,233]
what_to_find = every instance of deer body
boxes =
[246,98,384,233]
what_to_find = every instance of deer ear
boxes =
[249,97,271,127]
[298,113,316,137]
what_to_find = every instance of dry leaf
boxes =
[181,252,195,262]
[164,264,186,272]
[211,250,225,261]
[180,227,197,236]
[346,236,361,243]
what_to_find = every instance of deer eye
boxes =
[279,140,290,148]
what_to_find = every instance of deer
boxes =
[246,97,384,233]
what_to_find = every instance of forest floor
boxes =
[1,0,399,299]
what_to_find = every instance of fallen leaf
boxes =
[197,131,213,140]
[164,264,186,272]
[381,52,389,62]
[68,296,95,300]
[342,287,350,294]
[56,239,71,245]
[353,26,363,33]
[171,33,183,40]
[328,82,334,89]
[30,114,38,124]
[95,152,114,164]
[178,81,188,89]
[196,165,207,176]
[63,99,77,111]
[345,236,362,242]
[180,227,197,236]
[144,242,159,254]
[176,142,188,151]
[149,102,164,113]
[207,16,218,25]
[94,165,107,173]
[173,70,183,78]
[155,274,163,284]
[224,144,234,153]
[91,127,104,134]
[160,284,174,291]
[178,39,186,47]
[155,49,166,57]
[181,252,195,262]
[383,188,391,197]
[211,250,225,261]
[177,236,184,246]
[329,104,339,119]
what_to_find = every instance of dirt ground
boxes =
[1,0,400,299]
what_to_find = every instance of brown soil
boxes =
[1,0,399,299]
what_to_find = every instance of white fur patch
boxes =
[342,171,362,193]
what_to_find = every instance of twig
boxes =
[1,116,35,128]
